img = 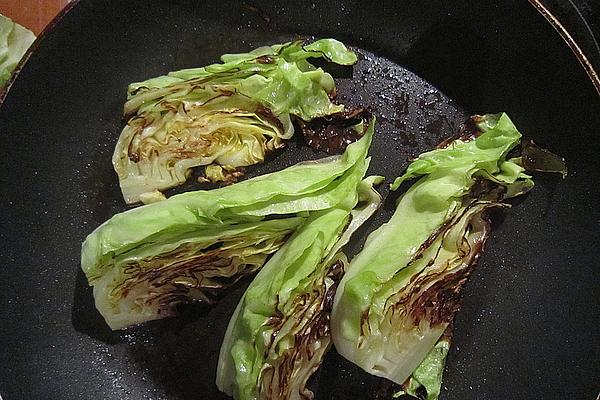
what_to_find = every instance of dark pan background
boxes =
[0,1,599,399]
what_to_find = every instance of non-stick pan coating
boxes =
[0,1,598,399]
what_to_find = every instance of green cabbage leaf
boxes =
[82,120,374,330]
[331,113,534,387]
[113,39,358,204]
[393,333,451,400]
[217,174,383,400]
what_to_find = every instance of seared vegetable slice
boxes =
[90,218,303,330]
[217,175,382,400]
[82,121,374,330]
[331,113,535,386]
[114,38,358,204]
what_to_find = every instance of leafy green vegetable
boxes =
[217,174,383,400]
[90,218,303,330]
[331,113,534,387]
[113,38,358,204]
[393,334,451,400]
[82,120,374,330]
[0,14,35,87]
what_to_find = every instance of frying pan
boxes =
[0,1,598,399]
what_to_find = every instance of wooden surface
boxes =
[0,0,71,35]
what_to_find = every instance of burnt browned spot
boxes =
[128,150,140,163]
[255,55,275,64]
[323,260,344,312]
[314,313,330,338]
[296,107,372,154]
[440,320,454,341]
[202,166,247,186]
[255,105,285,132]
[470,179,507,200]
[408,268,472,326]
[327,260,345,281]
[219,89,235,97]
[266,309,285,327]
[359,308,370,336]
[328,87,338,100]
[521,137,567,177]
[126,116,150,162]
[436,115,481,149]
[323,284,337,313]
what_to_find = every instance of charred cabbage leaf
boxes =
[331,113,537,387]
[393,136,567,400]
[113,38,359,204]
[217,174,383,400]
[0,14,35,87]
[82,121,374,330]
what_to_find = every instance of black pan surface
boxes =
[0,1,598,399]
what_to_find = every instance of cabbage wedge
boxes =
[113,38,360,204]
[217,175,383,400]
[82,120,374,330]
[331,113,539,387]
